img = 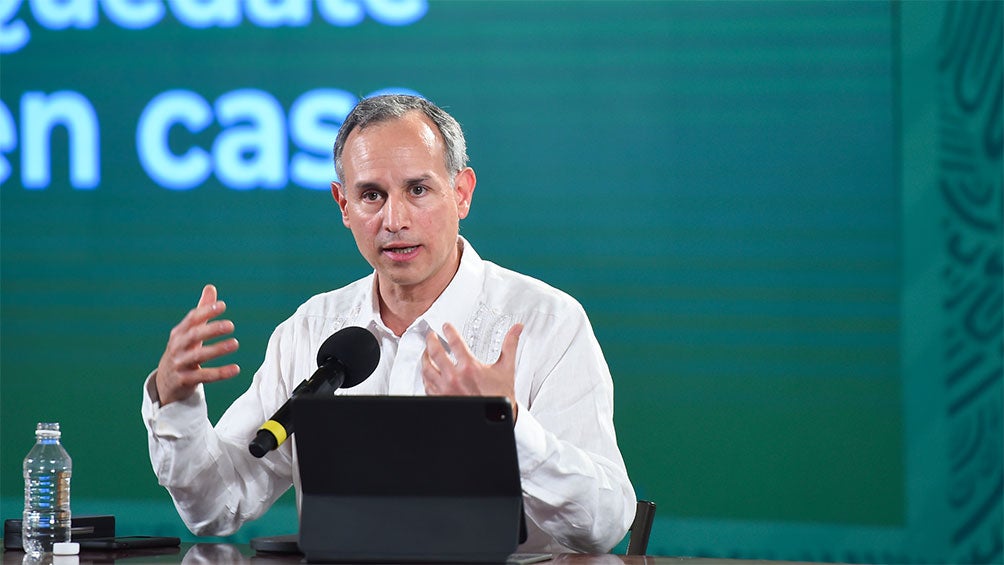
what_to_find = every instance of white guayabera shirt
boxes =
[142,238,636,554]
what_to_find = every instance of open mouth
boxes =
[382,244,421,259]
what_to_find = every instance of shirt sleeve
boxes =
[512,304,637,553]
[140,327,296,536]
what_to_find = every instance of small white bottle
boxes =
[22,422,72,556]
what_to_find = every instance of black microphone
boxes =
[248,326,380,458]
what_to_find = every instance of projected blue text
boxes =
[1,0,428,53]
[0,87,419,191]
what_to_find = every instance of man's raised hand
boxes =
[154,284,240,405]
[421,322,523,420]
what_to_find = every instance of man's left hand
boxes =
[422,322,524,420]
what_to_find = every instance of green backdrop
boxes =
[1,1,1001,562]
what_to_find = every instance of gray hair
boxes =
[333,94,469,183]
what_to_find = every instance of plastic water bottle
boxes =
[22,422,72,556]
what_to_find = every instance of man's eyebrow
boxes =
[403,175,432,186]
[352,180,384,192]
[351,175,432,192]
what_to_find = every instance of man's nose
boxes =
[383,193,409,232]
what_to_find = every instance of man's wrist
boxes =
[146,371,162,404]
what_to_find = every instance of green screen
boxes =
[2,1,1001,562]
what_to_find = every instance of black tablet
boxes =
[293,395,523,563]
[77,536,181,550]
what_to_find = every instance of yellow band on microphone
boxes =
[260,420,287,446]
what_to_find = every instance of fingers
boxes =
[173,296,237,364]
[421,323,522,402]
[197,284,217,309]
[172,333,239,368]
[173,318,235,352]
[181,363,241,385]
[437,322,523,370]
[176,297,228,340]
[422,326,475,395]
[496,323,524,369]
[440,323,474,365]
[155,285,241,405]
[421,330,451,394]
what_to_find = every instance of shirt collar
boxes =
[348,273,381,335]
[419,236,485,340]
[354,236,485,340]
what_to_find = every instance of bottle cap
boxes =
[53,542,80,555]
[35,422,61,438]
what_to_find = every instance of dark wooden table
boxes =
[3,543,812,564]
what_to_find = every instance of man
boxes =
[142,95,636,554]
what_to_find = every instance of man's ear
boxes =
[331,181,351,228]
[454,167,476,220]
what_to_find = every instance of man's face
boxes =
[332,112,475,300]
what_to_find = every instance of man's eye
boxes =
[410,185,428,196]
[361,192,382,202]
